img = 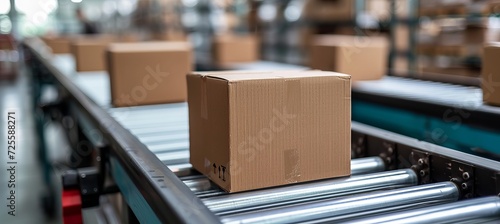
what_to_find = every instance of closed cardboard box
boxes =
[304,0,352,21]
[310,35,389,81]
[482,44,500,106]
[107,41,192,107]
[72,41,111,72]
[42,36,73,54]
[212,34,259,65]
[152,30,187,41]
[395,25,410,51]
[187,70,351,192]
[71,35,118,71]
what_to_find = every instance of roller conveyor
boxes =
[352,76,500,157]
[24,39,500,223]
[220,182,460,224]
[347,196,500,224]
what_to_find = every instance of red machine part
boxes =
[62,189,83,224]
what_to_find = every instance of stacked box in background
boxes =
[303,0,353,21]
[212,34,259,66]
[187,70,351,192]
[71,35,116,72]
[482,43,500,106]
[310,35,389,81]
[152,30,188,42]
[42,36,74,54]
[107,41,192,107]
[71,34,142,72]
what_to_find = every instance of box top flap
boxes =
[108,41,192,52]
[188,70,350,82]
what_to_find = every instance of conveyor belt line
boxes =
[220,182,460,224]
[203,169,418,215]
[182,157,386,194]
[347,196,500,224]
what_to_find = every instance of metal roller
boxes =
[203,169,418,215]
[347,196,500,224]
[180,157,387,193]
[349,156,385,174]
[171,156,384,178]
[221,182,460,224]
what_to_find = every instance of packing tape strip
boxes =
[284,78,301,183]
[200,76,208,119]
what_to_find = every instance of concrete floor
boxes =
[0,71,61,224]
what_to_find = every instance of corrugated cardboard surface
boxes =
[72,40,111,72]
[212,34,259,65]
[107,42,193,107]
[152,31,187,41]
[42,36,72,54]
[303,0,352,21]
[482,44,500,106]
[187,70,351,192]
[71,34,136,72]
[310,35,389,81]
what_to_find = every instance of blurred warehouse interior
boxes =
[3,0,500,80]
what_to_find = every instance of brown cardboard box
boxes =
[304,0,352,21]
[152,30,187,41]
[107,41,192,107]
[310,35,388,81]
[71,38,114,72]
[212,34,259,65]
[187,70,351,192]
[395,25,410,51]
[42,36,73,54]
[482,43,500,106]
[116,33,141,42]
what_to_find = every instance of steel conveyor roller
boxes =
[182,156,386,193]
[220,182,460,224]
[203,169,418,215]
[347,196,500,224]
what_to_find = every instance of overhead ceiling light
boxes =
[71,0,83,3]
[258,3,277,22]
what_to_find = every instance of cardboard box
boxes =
[71,38,113,72]
[395,25,410,51]
[42,36,73,54]
[212,34,259,65]
[304,0,352,21]
[482,43,500,106]
[310,35,389,81]
[187,70,351,192]
[107,41,192,107]
[152,30,187,41]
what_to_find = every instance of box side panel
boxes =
[336,43,388,81]
[482,46,500,106]
[188,76,231,191]
[228,76,351,192]
[109,50,192,107]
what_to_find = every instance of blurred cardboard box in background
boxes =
[212,34,259,65]
[310,35,389,81]
[107,41,192,107]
